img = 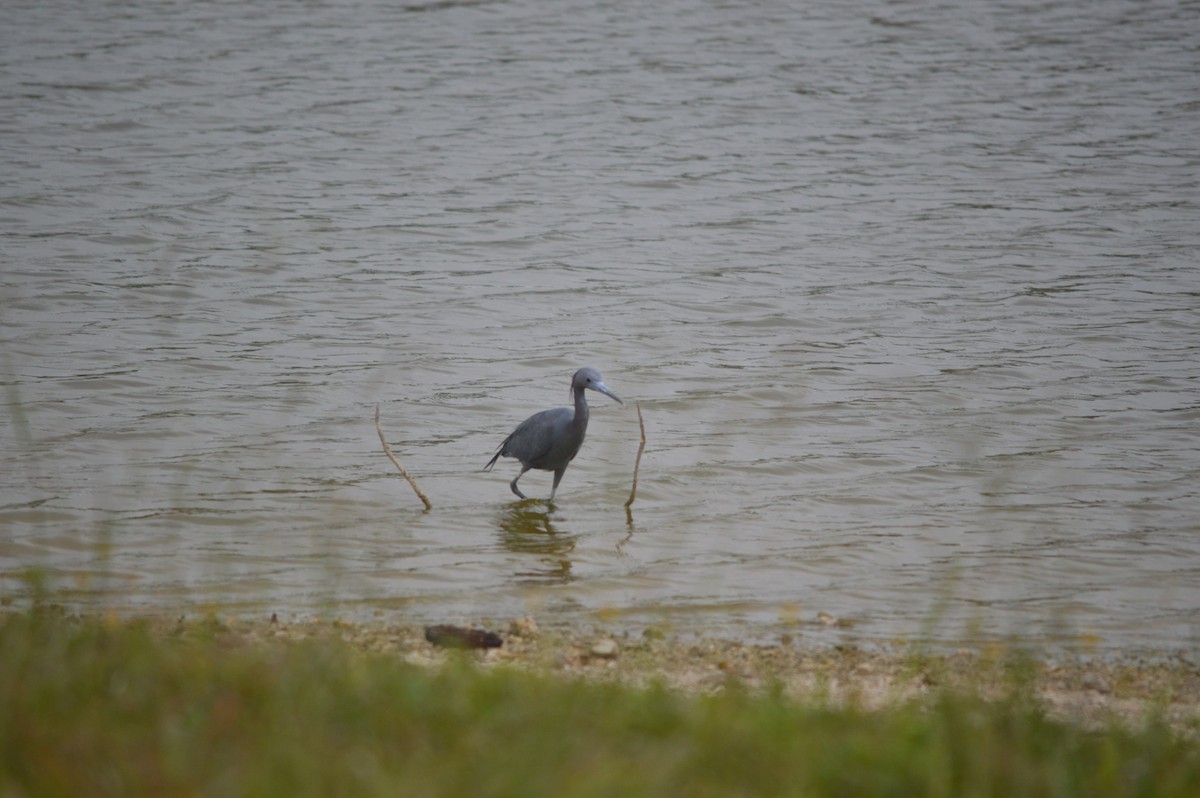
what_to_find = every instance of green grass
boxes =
[1,611,1197,797]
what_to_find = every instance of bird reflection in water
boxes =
[496,503,575,583]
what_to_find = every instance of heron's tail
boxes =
[483,448,503,471]
[484,431,515,471]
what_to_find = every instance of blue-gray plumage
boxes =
[484,367,623,501]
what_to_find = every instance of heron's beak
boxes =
[590,381,623,405]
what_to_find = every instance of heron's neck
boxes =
[571,386,590,430]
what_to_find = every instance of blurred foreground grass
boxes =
[2,611,1198,797]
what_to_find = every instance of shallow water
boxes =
[2,0,1199,648]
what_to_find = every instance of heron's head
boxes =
[571,367,623,405]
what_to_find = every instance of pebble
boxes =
[590,638,620,659]
[508,616,541,639]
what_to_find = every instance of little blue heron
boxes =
[484,367,623,501]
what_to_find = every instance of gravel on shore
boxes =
[128,611,1200,734]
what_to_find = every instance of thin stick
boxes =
[624,401,646,509]
[375,402,432,510]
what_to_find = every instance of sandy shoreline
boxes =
[112,611,1200,734]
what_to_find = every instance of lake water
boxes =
[3,0,1198,649]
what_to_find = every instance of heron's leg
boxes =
[549,468,566,502]
[510,466,531,499]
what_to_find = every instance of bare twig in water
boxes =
[624,401,646,509]
[374,402,432,511]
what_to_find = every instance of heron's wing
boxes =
[491,407,573,466]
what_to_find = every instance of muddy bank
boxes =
[112,611,1200,734]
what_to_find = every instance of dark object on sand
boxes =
[424,624,503,649]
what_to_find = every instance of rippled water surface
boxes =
[3,0,1199,647]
